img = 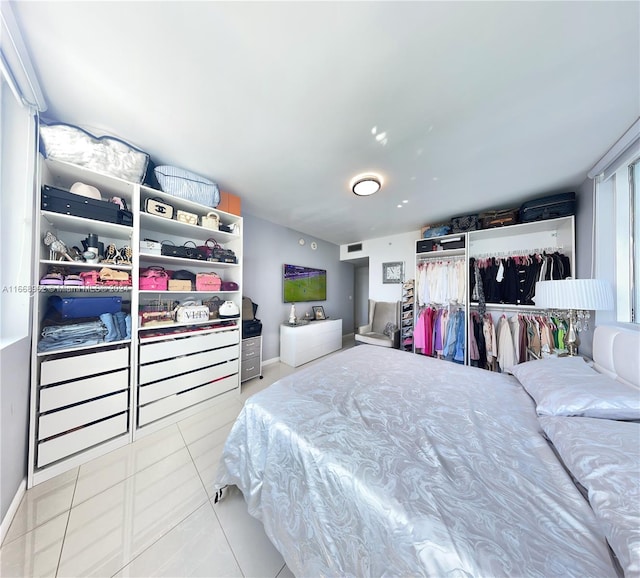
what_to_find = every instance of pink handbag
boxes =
[139,267,169,291]
[196,272,222,292]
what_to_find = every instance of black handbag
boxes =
[161,240,206,260]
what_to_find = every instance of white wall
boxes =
[340,230,420,302]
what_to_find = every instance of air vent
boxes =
[347,243,363,253]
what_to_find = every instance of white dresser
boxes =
[280,319,342,367]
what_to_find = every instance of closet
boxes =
[413,217,575,370]
[28,157,243,487]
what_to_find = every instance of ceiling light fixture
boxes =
[351,173,383,196]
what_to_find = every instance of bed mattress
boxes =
[215,345,617,577]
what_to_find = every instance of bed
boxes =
[214,325,640,577]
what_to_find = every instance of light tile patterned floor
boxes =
[0,338,354,578]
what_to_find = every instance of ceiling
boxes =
[11,1,640,246]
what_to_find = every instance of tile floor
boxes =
[0,338,354,578]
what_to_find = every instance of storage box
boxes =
[217,191,241,216]
[168,280,192,291]
[49,295,122,319]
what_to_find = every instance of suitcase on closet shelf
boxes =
[42,185,121,225]
[519,192,576,223]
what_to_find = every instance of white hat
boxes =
[70,182,102,200]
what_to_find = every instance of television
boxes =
[283,264,327,303]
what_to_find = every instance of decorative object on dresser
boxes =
[533,278,614,356]
[312,305,325,320]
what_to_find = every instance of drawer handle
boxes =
[245,365,255,371]
[245,351,256,357]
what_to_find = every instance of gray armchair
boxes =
[354,299,401,348]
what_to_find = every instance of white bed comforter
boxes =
[215,345,617,577]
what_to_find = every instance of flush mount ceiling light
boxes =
[351,173,383,196]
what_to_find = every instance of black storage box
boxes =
[42,185,122,225]
[520,192,576,223]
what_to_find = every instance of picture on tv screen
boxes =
[283,264,327,303]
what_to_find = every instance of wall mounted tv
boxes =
[283,264,327,302]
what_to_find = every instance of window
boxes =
[593,131,640,326]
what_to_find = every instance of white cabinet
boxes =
[28,157,244,487]
[280,319,342,367]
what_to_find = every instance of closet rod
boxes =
[468,303,551,316]
[470,246,564,259]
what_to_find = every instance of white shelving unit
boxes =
[28,157,243,487]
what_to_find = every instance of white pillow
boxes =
[510,356,640,420]
[539,416,640,576]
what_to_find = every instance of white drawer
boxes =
[37,412,128,468]
[40,347,129,386]
[139,330,239,364]
[40,369,128,413]
[38,391,129,440]
[139,359,239,404]
[139,344,239,385]
[138,375,238,427]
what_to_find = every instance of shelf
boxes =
[417,248,466,259]
[140,212,240,240]
[140,185,241,223]
[43,158,135,203]
[38,285,132,293]
[139,290,239,295]
[37,339,131,357]
[40,260,133,271]
[137,323,239,343]
[138,253,240,269]
[41,211,133,239]
[138,318,239,332]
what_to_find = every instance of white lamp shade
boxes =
[534,279,614,311]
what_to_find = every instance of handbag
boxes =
[220,281,239,291]
[174,300,210,323]
[201,212,220,230]
[139,267,169,290]
[203,295,223,319]
[176,209,198,225]
[144,197,174,219]
[161,240,206,260]
[196,238,220,260]
[480,208,519,229]
[219,300,240,318]
[196,272,222,291]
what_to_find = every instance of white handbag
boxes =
[218,300,240,318]
[174,300,210,323]
[201,212,220,230]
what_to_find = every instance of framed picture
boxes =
[382,261,404,284]
[312,305,326,320]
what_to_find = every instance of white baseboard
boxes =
[1,478,26,544]
[262,357,280,366]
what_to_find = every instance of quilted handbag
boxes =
[196,272,222,291]
[161,240,205,260]
[139,267,169,290]
[450,214,480,233]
